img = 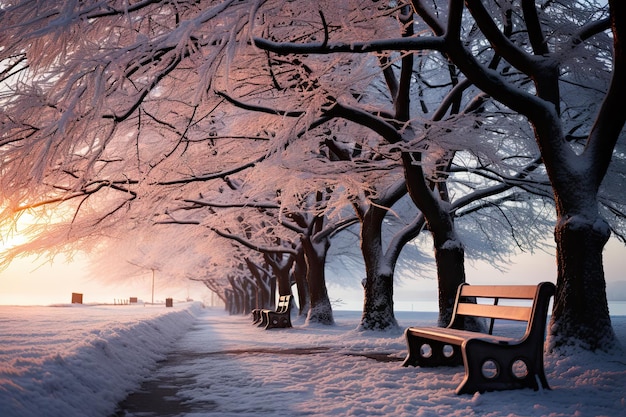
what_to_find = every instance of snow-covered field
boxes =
[0,302,202,417]
[1,303,625,417]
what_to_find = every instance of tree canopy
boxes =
[1,0,624,350]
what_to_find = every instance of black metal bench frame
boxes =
[251,294,293,330]
[402,282,555,395]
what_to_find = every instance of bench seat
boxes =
[407,327,517,346]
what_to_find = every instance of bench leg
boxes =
[456,339,550,395]
[402,329,463,367]
[258,310,271,327]
[251,309,262,324]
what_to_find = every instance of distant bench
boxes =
[402,282,555,395]
[251,295,293,330]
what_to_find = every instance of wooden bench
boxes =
[252,295,293,330]
[251,296,290,324]
[402,282,555,395]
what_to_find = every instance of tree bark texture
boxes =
[549,215,619,351]
[359,204,399,331]
[246,259,274,310]
[293,249,311,317]
[302,234,335,325]
[434,240,465,327]
[266,253,293,297]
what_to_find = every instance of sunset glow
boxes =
[1,212,34,249]
[0,210,206,306]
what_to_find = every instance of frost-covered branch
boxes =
[253,35,445,56]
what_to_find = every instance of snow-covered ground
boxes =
[1,303,625,417]
[0,302,202,417]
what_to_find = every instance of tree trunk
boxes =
[227,276,245,314]
[246,259,273,310]
[302,234,334,325]
[224,289,234,314]
[265,253,293,297]
[242,279,253,314]
[361,271,397,330]
[293,248,311,317]
[359,204,398,331]
[401,152,482,329]
[549,214,619,352]
[434,238,465,327]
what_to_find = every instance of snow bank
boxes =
[0,302,203,417]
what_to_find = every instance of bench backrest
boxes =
[449,282,555,337]
[275,295,292,313]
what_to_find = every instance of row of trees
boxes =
[1,1,625,352]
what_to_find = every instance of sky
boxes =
[1,304,625,417]
[0,233,624,309]
[0,210,215,306]
[0,252,212,306]
[325,234,626,311]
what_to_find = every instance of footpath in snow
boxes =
[116,308,626,417]
[1,304,626,417]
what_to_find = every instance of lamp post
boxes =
[151,268,155,304]
[125,260,158,305]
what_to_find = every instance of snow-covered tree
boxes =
[252,0,626,351]
[0,2,284,287]
[247,1,556,330]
